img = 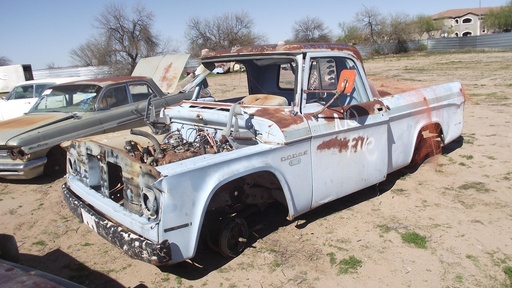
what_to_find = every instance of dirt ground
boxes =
[1,50,512,288]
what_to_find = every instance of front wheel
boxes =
[43,146,67,177]
[218,218,249,258]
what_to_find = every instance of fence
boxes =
[33,66,111,80]
[356,32,512,56]
[426,32,512,51]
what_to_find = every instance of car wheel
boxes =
[43,146,67,177]
[218,217,249,258]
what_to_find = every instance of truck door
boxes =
[302,54,389,208]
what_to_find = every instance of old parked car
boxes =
[0,73,192,180]
[0,77,85,121]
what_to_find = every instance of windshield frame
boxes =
[28,84,103,113]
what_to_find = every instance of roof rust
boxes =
[201,43,363,64]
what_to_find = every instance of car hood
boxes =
[0,113,81,145]
[131,54,191,94]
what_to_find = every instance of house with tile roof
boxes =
[431,7,501,37]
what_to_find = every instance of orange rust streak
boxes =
[249,108,305,130]
[159,63,177,91]
[351,136,367,152]
[317,136,369,153]
[317,137,350,153]
[0,114,57,130]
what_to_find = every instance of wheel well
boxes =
[206,170,288,214]
[43,145,67,177]
[201,170,288,258]
[415,123,444,144]
[409,122,444,169]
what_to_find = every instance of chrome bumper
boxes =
[61,183,173,265]
[0,157,46,180]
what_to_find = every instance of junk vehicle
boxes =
[62,43,465,265]
[0,54,191,180]
[0,77,85,121]
[0,64,33,94]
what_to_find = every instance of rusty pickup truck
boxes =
[62,43,465,265]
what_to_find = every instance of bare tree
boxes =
[185,11,267,57]
[46,62,58,69]
[70,2,167,75]
[355,5,383,45]
[70,36,112,67]
[0,56,12,66]
[380,13,415,53]
[291,16,332,43]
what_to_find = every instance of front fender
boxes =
[154,142,312,262]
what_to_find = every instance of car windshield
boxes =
[29,84,102,113]
[5,83,52,100]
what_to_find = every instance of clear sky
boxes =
[0,0,506,69]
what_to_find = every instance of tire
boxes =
[0,234,20,263]
[218,218,249,258]
[43,146,67,177]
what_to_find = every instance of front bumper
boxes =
[62,183,173,265]
[0,157,46,180]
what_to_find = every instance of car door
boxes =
[302,53,389,208]
[96,83,146,133]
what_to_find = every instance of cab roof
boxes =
[200,43,363,63]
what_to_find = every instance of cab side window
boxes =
[306,57,369,107]
[100,86,129,109]
[129,83,154,103]
[306,58,338,105]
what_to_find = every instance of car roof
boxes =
[56,76,151,87]
[15,77,87,86]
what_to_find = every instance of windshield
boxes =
[5,83,54,100]
[187,58,296,102]
[29,84,102,113]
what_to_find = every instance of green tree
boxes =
[414,15,442,38]
[336,22,364,45]
[483,1,512,33]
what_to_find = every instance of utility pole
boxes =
[478,0,482,35]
